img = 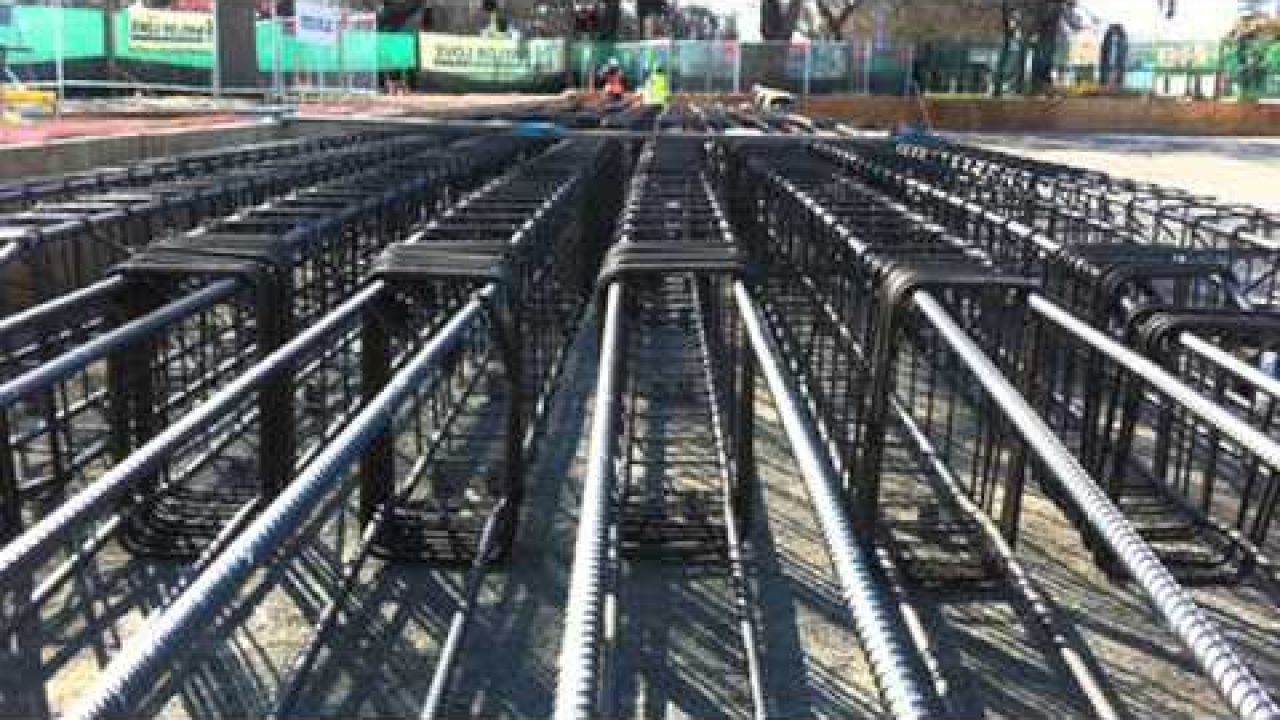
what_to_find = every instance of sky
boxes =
[1079,0,1242,40]
[692,0,1246,43]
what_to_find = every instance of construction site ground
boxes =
[2,114,1279,720]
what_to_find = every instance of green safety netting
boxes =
[0,6,103,63]
[0,6,417,72]
[5,5,1280,97]
[255,23,416,73]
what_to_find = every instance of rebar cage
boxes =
[725,141,1038,585]
[0,135,536,552]
[603,140,753,561]
[1029,308,1271,583]
[0,133,455,313]
[825,136,1280,584]
[361,138,624,564]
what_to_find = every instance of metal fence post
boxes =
[803,42,812,100]
[271,1,283,99]
[211,0,221,96]
[863,37,873,94]
[733,41,741,95]
[54,0,64,116]
[904,42,914,96]
[705,42,712,93]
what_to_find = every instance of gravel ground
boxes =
[2,134,1279,719]
[8,305,1277,720]
[954,132,1280,213]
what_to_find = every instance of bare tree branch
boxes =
[814,0,866,39]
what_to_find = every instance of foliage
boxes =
[843,0,1005,42]
[1230,15,1280,42]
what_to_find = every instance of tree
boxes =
[676,5,721,40]
[761,0,807,41]
[860,0,1076,95]
[813,0,869,39]
[600,0,621,40]
[1017,0,1076,94]
[837,0,1004,42]
[757,0,807,86]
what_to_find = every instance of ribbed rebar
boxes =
[733,281,938,720]
[0,277,240,408]
[68,293,485,720]
[553,283,625,720]
[920,292,1280,720]
[0,283,382,595]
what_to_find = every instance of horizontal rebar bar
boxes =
[554,282,625,720]
[0,278,240,408]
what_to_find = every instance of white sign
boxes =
[296,0,340,46]
[735,0,762,43]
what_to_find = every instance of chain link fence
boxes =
[571,40,915,97]
[0,1,404,100]
[4,4,1280,103]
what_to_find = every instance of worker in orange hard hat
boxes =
[601,58,627,102]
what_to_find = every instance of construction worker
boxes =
[601,58,627,102]
[643,64,671,109]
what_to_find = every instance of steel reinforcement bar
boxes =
[891,138,1280,260]
[0,134,538,571]
[555,139,767,720]
[816,140,1280,582]
[725,140,1280,720]
[0,132,438,316]
[55,138,621,720]
[0,131,391,212]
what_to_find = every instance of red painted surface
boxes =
[0,114,247,146]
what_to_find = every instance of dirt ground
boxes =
[7,311,1278,720]
[958,132,1280,213]
[0,94,572,146]
[2,132,1279,719]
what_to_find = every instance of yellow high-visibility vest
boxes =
[645,71,670,107]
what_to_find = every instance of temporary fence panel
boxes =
[573,40,916,98]
[0,2,411,97]
[1,3,105,97]
[417,32,567,93]
[670,39,738,94]
[12,6,1280,102]
[113,4,216,91]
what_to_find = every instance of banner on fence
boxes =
[126,7,213,53]
[418,32,565,86]
[1156,42,1219,70]
[297,0,340,47]
[1067,29,1103,66]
